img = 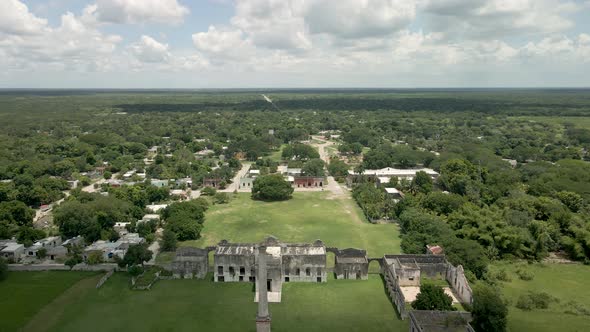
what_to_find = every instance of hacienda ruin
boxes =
[170,236,474,331]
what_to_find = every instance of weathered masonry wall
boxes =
[446,264,473,304]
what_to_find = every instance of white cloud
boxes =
[90,0,189,25]
[0,0,49,35]
[304,0,417,39]
[192,26,255,60]
[129,35,170,63]
[422,0,580,40]
[0,2,121,72]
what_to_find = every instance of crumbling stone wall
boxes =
[446,264,473,304]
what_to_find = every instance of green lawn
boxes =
[495,262,590,332]
[183,192,401,257]
[23,272,404,332]
[0,271,96,332]
[268,144,287,162]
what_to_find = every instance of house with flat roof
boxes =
[0,241,24,262]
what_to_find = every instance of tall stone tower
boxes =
[256,245,271,332]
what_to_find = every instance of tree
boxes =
[413,171,433,194]
[411,283,454,311]
[555,191,583,212]
[302,158,325,176]
[252,174,294,201]
[162,200,207,241]
[160,229,178,252]
[123,243,153,267]
[103,171,112,180]
[36,248,47,259]
[328,158,349,178]
[0,258,7,281]
[0,201,35,227]
[87,251,104,265]
[128,264,143,277]
[471,284,508,332]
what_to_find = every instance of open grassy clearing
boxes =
[494,262,590,332]
[0,271,96,332]
[16,272,404,332]
[182,192,401,257]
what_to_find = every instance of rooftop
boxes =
[348,167,439,177]
[1,242,23,252]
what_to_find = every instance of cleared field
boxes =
[0,271,95,332]
[182,192,402,257]
[19,272,405,332]
[495,262,590,332]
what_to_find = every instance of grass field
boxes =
[0,271,96,332]
[11,272,405,332]
[495,262,590,332]
[182,192,401,257]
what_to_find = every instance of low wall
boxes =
[446,264,473,304]
[384,264,408,319]
[96,270,114,288]
[8,263,118,272]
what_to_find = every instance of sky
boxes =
[1,0,589,88]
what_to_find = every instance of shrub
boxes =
[516,295,534,310]
[516,291,558,310]
[201,187,216,196]
[214,192,230,204]
[87,251,104,265]
[515,268,535,281]
[563,300,590,316]
[128,264,143,277]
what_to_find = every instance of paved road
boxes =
[220,162,251,193]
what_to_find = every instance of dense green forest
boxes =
[1,89,590,276]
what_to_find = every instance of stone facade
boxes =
[213,237,327,289]
[334,248,369,280]
[172,247,209,279]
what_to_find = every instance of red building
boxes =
[293,176,324,188]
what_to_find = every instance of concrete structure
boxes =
[47,245,68,261]
[0,241,24,262]
[83,233,145,262]
[384,187,404,200]
[171,247,209,279]
[409,311,474,332]
[382,254,474,319]
[334,248,369,280]
[256,245,272,332]
[240,176,255,189]
[203,177,223,189]
[146,204,168,213]
[214,237,327,289]
[150,179,169,188]
[293,176,324,188]
[347,167,439,186]
[25,236,62,257]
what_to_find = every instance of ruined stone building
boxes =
[334,248,369,280]
[213,237,327,293]
[409,310,474,332]
[171,247,208,279]
[382,254,473,319]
